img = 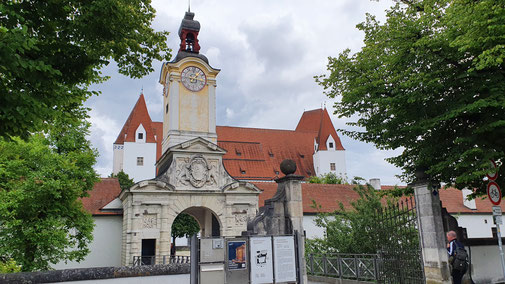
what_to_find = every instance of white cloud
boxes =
[87,0,404,184]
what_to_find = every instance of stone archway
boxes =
[176,206,221,238]
[119,138,261,266]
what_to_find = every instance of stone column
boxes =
[413,181,451,284]
[276,159,307,284]
[159,204,171,258]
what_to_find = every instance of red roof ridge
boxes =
[217,125,304,133]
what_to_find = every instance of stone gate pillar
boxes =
[413,180,451,284]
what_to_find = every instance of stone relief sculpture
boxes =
[176,155,219,188]
[142,214,157,229]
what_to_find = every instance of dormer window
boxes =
[329,142,334,149]
[235,149,242,156]
[138,133,143,140]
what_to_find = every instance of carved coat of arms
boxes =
[177,155,217,188]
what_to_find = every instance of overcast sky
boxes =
[86,0,405,185]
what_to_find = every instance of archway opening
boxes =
[170,206,221,257]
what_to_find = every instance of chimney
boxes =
[369,178,381,190]
[462,188,476,210]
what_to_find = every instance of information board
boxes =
[273,236,297,283]
[228,241,247,270]
[250,237,274,284]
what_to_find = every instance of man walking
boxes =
[447,230,467,284]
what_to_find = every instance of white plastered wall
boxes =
[52,215,123,269]
[303,215,326,240]
[455,214,502,238]
[112,144,124,175]
[313,149,346,177]
[123,124,157,182]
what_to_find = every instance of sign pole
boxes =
[496,223,505,279]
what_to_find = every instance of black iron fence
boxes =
[306,253,380,281]
[132,255,191,266]
[374,196,425,283]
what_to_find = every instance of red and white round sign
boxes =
[487,181,502,205]
[487,159,499,181]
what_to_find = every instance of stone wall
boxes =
[0,264,189,284]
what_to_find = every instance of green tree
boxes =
[0,0,171,139]
[0,113,98,271]
[110,170,135,191]
[317,0,505,195]
[171,213,200,251]
[306,184,415,255]
[307,172,348,184]
[306,184,385,254]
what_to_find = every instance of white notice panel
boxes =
[250,237,274,284]
[273,236,297,283]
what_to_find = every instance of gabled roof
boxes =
[81,178,122,216]
[295,108,344,150]
[114,94,157,145]
[217,126,317,180]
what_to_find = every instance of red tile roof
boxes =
[217,127,317,180]
[82,180,499,217]
[439,187,505,214]
[81,178,122,216]
[253,182,500,215]
[114,94,158,145]
[295,108,344,150]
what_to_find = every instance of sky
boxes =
[86,0,406,186]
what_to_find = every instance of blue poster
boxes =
[228,241,247,270]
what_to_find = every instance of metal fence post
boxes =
[354,255,359,280]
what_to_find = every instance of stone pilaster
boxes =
[413,181,451,284]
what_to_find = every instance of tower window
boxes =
[329,142,334,149]
[330,163,336,171]
[137,157,144,166]
[166,104,169,113]
[138,133,144,140]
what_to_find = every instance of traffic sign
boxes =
[488,181,502,205]
[487,159,499,181]
[494,206,503,216]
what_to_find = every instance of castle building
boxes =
[113,97,347,182]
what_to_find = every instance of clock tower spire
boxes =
[159,11,220,154]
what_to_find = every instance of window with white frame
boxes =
[330,163,336,171]
[137,157,144,166]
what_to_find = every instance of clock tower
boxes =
[159,10,220,154]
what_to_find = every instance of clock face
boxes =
[181,66,207,92]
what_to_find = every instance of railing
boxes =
[306,253,379,281]
[132,255,191,266]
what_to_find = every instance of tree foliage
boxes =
[307,172,348,184]
[306,184,415,255]
[306,184,386,254]
[0,113,98,271]
[110,170,135,191]
[0,0,171,138]
[171,213,200,245]
[317,0,505,195]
